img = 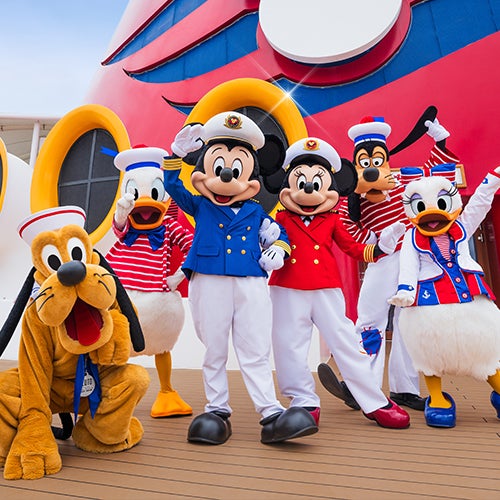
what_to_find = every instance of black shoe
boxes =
[187,410,232,444]
[390,392,426,411]
[317,363,361,411]
[260,407,318,444]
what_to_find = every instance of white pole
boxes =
[29,120,41,169]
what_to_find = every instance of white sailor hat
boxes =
[348,116,391,146]
[201,111,265,150]
[114,145,169,172]
[18,206,86,246]
[282,137,342,173]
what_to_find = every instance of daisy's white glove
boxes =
[171,123,204,158]
[259,245,285,272]
[259,218,280,249]
[114,192,135,229]
[388,288,415,308]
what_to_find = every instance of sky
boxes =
[0,0,129,118]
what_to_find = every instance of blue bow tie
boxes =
[123,224,166,251]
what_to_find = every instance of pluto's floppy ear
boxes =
[0,267,36,356]
[94,250,145,353]
[334,159,359,197]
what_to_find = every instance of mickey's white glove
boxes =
[171,123,204,158]
[425,118,450,142]
[114,192,135,229]
[259,218,280,249]
[259,245,285,272]
[377,221,406,254]
[388,289,415,308]
[166,266,185,292]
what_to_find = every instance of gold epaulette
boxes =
[162,157,182,171]
[363,244,376,263]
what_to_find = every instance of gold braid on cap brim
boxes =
[273,239,292,256]
[363,244,376,263]
[162,157,182,171]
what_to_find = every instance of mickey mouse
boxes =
[266,137,410,429]
[162,112,318,445]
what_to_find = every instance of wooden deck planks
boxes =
[0,360,499,499]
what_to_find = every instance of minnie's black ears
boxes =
[256,134,287,177]
[334,159,359,197]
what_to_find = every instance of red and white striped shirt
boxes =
[338,145,460,251]
[106,216,193,292]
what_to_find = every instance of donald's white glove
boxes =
[114,192,135,230]
[377,221,406,255]
[171,123,204,158]
[259,218,280,249]
[166,266,185,292]
[259,245,285,272]
[425,118,450,142]
[388,289,415,308]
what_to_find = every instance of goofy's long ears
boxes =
[0,267,36,357]
[94,250,145,353]
[389,105,438,156]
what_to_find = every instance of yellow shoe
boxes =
[150,390,193,418]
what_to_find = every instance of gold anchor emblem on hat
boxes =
[224,114,243,130]
[304,139,319,151]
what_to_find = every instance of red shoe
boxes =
[306,407,321,426]
[364,399,410,429]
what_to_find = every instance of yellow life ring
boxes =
[0,138,8,213]
[31,104,130,244]
[182,78,307,217]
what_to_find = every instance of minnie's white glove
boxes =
[171,123,204,158]
[166,266,185,292]
[425,118,450,142]
[388,289,415,308]
[377,221,406,254]
[259,245,285,272]
[259,218,280,249]
[114,192,135,229]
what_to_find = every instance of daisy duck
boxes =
[266,137,410,429]
[389,163,500,428]
[162,112,318,445]
[106,145,194,418]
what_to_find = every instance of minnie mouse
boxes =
[162,112,318,445]
[266,137,410,428]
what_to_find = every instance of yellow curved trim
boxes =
[0,138,8,213]
[181,78,307,217]
[31,104,130,244]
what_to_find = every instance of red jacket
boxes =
[269,210,373,290]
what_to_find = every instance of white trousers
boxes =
[356,251,420,394]
[271,286,389,414]
[188,273,284,419]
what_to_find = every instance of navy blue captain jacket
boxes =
[163,158,290,279]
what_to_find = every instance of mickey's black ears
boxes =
[94,250,145,353]
[390,105,438,156]
[334,159,359,197]
[256,134,287,177]
[0,267,36,357]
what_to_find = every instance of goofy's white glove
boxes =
[377,221,406,255]
[259,218,280,249]
[425,118,450,143]
[259,245,285,272]
[388,287,416,308]
[114,192,135,230]
[171,123,204,158]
